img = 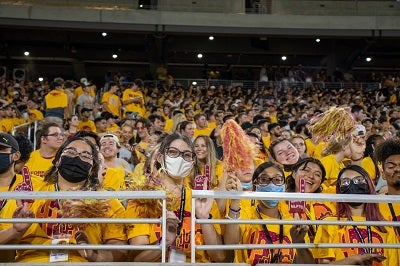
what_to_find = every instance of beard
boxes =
[392,180,400,189]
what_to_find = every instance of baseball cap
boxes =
[100,134,120,147]
[362,117,373,124]
[80,77,90,86]
[353,124,366,136]
[0,133,19,151]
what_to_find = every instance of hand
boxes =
[225,172,242,192]
[290,224,309,243]
[12,201,34,234]
[350,135,366,160]
[75,230,94,260]
[382,130,392,140]
[195,196,213,219]
[290,213,309,243]
[165,211,179,246]
[345,253,386,265]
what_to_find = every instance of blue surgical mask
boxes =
[241,181,253,190]
[256,184,285,207]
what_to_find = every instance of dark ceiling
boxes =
[1,25,400,82]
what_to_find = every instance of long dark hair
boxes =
[252,162,284,191]
[336,165,386,232]
[44,136,100,190]
[286,157,326,193]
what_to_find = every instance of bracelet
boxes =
[195,214,213,219]
[226,213,240,220]
[229,206,241,213]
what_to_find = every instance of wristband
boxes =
[229,206,241,213]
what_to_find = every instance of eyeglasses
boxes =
[165,147,195,162]
[339,176,367,187]
[46,133,64,138]
[254,174,285,186]
[62,147,93,163]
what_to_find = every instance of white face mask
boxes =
[164,155,193,179]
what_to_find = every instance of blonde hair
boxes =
[321,137,351,157]
[193,135,218,189]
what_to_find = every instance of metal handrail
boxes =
[190,190,400,263]
[1,190,400,263]
[0,190,168,263]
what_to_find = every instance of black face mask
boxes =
[58,156,92,183]
[340,182,369,207]
[0,153,13,174]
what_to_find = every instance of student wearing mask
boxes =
[313,165,398,265]
[126,133,225,263]
[6,137,127,262]
[224,162,312,265]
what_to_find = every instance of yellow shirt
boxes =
[106,123,120,133]
[125,187,222,262]
[235,204,296,264]
[102,167,126,191]
[29,109,44,122]
[101,92,121,117]
[164,118,173,133]
[262,136,271,149]
[361,156,380,182]
[0,118,15,133]
[122,89,145,117]
[305,138,316,157]
[194,127,212,137]
[45,90,68,109]
[313,216,399,266]
[77,120,96,132]
[24,149,54,178]
[320,154,344,193]
[207,121,216,131]
[14,183,126,262]
[313,141,328,160]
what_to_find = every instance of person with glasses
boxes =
[7,136,127,262]
[313,165,398,265]
[126,133,225,263]
[25,122,64,178]
[224,162,312,265]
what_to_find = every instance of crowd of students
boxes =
[0,75,400,264]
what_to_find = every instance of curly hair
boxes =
[374,138,400,168]
[44,136,100,190]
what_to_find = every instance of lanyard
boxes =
[349,217,372,254]
[304,204,317,239]
[387,202,400,235]
[54,183,61,208]
[0,175,17,212]
[176,186,186,235]
[256,205,283,263]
